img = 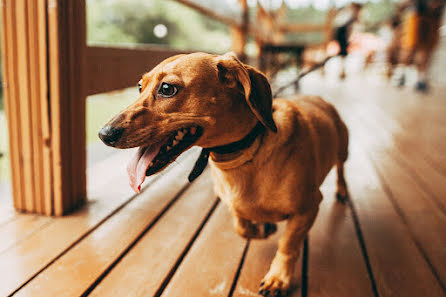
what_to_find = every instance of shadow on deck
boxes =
[0,76,445,297]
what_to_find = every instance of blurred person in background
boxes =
[390,0,445,91]
[333,2,364,79]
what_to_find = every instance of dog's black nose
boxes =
[99,125,123,146]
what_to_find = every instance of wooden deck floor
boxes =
[0,77,445,297]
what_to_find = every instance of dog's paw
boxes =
[236,222,277,239]
[258,274,290,297]
[336,192,348,203]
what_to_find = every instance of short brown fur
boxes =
[101,52,349,296]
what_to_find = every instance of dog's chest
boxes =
[209,163,291,222]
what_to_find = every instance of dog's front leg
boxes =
[233,215,277,239]
[259,195,320,297]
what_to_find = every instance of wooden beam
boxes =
[324,8,336,43]
[85,45,186,95]
[278,23,326,33]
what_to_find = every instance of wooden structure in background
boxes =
[175,0,249,61]
[256,5,335,75]
[1,0,330,216]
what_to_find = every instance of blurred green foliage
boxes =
[361,0,397,31]
[87,0,232,52]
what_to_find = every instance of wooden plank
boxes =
[161,203,247,297]
[47,0,68,215]
[67,0,86,214]
[0,0,24,209]
[343,135,445,297]
[26,0,45,213]
[85,46,186,95]
[366,147,446,287]
[0,205,16,227]
[69,0,87,212]
[88,172,217,297]
[356,84,446,167]
[14,159,200,297]
[0,215,51,254]
[299,77,445,296]
[16,0,36,212]
[0,150,199,296]
[233,224,303,297]
[307,170,374,297]
[350,113,446,287]
[279,23,326,33]
[359,103,446,213]
[37,0,53,216]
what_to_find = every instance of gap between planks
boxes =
[2,149,199,297]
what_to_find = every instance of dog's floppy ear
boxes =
[216,53,277,132]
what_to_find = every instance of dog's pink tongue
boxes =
[127,144,162,193]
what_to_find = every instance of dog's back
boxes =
[271,96,348,186]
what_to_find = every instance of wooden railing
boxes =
[85,45,186,95]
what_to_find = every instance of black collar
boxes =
[208,122,265,155]
[188,122,265,182]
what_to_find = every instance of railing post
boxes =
[231,0,248,62]
[0,0,86,215]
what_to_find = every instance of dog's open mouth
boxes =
[127,126,202,193]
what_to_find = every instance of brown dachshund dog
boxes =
[99,52,349,296]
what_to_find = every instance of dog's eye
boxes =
[158,82,177,98]
[138,82,142,93]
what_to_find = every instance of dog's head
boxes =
[99,52,277,192]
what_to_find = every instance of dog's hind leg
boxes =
[335,115,349,202]
[336,162,348,202]
[259,196,320,297]
[233,215,277,239]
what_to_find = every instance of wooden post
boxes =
[324,7,336,43]
[48,0,87,215]
[0,0,86,215]
[231,0,249,62]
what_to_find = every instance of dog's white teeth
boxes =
[173,140,179,146]
[176,131,185,140]
[166,146,172,151]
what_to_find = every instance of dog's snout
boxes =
[99,125,123,146]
